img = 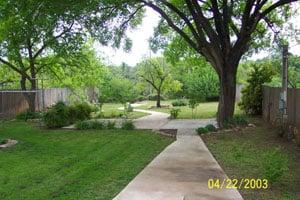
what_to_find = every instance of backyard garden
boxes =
[1,1,300,200]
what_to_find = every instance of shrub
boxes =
[197,127,209,134]
[170,108,180,119]
[68,103,93,123]
[16,110,41,121]
[172,99,187,107]
[239,64,275,115]
[76,120,105,130]
[262,148,289,183]
[106,121,116,129]
[121,120,135,130]
[224,115,248,128]
[205,124,217,132]
[43,102,70,128]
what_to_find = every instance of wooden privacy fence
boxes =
[0,88,71,119]
[263,86,300,127]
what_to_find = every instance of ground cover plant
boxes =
[202,119,300,200]
[0,122,173,200]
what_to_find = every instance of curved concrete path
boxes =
[114,104,243,200]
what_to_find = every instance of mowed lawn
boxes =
[98,103,148,119]
[0,122,173,200]
[202,119,300,200]
[139,101,242,119]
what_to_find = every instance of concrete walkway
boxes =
[114,106,243,200]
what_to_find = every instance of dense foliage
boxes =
[43,102,93,128]
[239,64,275,115]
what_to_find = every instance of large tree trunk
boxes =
[217,65,238,128]
[156,90,161,108]
[20,76,36,112]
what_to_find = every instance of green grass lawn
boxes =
[139,100,242,119]
[98,103,148,119]
[0,122,173,200]
[202,119,300,200]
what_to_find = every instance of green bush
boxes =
[205,124,217,132]
[68,103,93,123]
[262,148,289,183]
[75,120,105,130]
[197,127,209,134]
[106,121,116,129]
[170,108,180,119]
[172,99,187,107]
[121,120,135,130]
[43,102,70,128]
[224,115,248,128]
[239,64,275,115]
[16,110,41,121]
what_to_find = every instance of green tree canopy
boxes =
[136,57,182,107]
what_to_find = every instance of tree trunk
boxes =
[217,66,238,128]
[20,76,36,112]
[156,90,161,108]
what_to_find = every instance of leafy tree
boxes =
[106,77,138,115]
[136,57,181,107]
[129,0,298,127]
[239,63,275,115]
[0,0,144,111]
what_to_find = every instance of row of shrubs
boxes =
[43,102,93,128]
[16,102,94,128]
[76,120,135,130]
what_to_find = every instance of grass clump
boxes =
[262,148,289,184]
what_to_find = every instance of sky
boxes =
[94,6,300,66]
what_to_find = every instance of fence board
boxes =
[0,88,71,118]
[263,86,300,127]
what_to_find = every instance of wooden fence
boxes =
[262,86,300,127]
[0,88,71,119]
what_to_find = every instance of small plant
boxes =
[262,148,289,184]
[197,127,209,134]
[106,121,116,129]
[121,120,135,130]
[43,102,70,128]
[224,115,248,128]
[205,124,217,132]
[16,110,41,121]
[172,99,187,107]
[126,103,134,112]
[188,99,199,119]
[170,108,180,119]
[76,120,105,130]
